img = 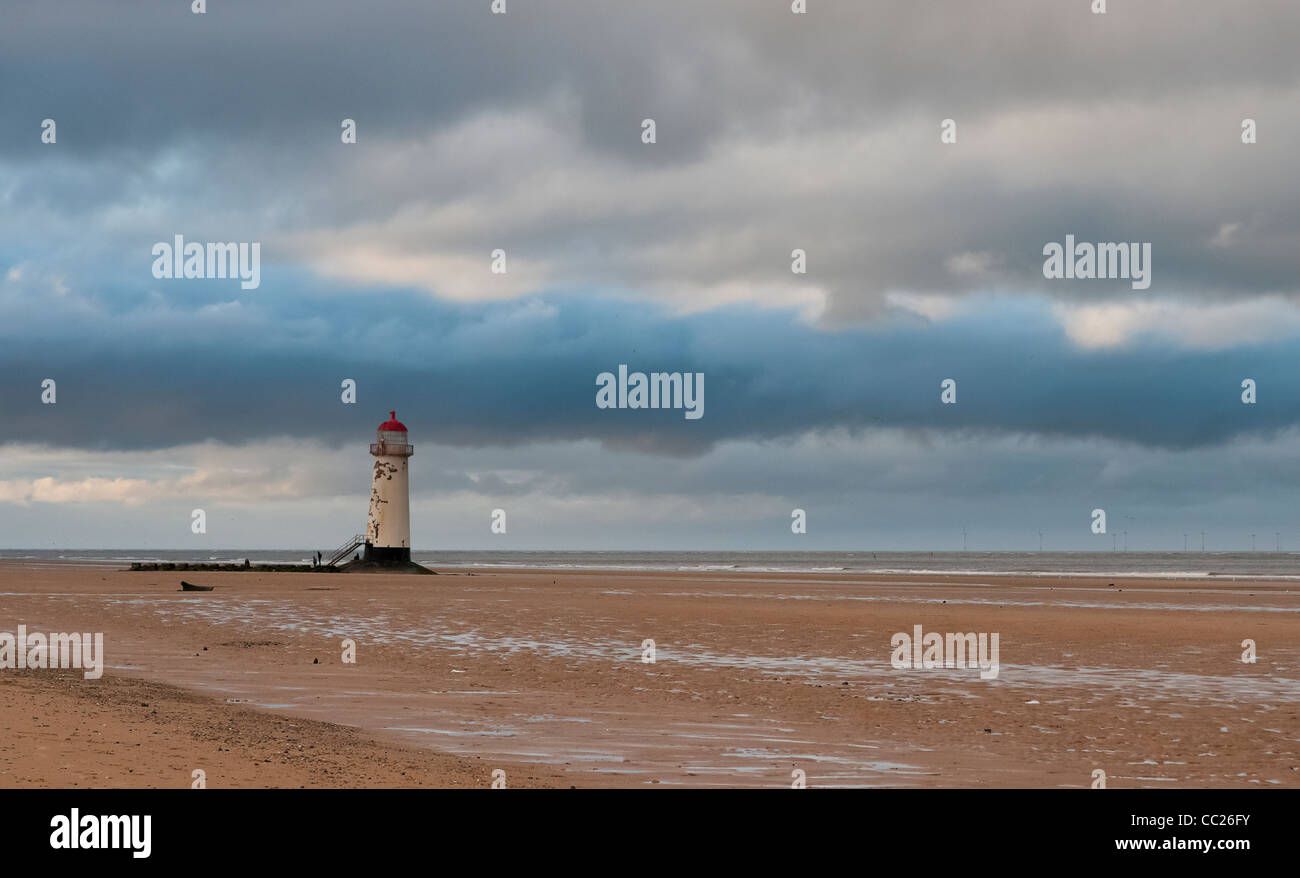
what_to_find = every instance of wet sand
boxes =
[0,561,1296,788]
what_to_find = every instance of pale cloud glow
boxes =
[1054,296,1300,350]
[6,428,1300,550]
[0,442,343,506]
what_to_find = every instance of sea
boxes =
[4,549,1300,578]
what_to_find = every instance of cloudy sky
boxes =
[2,0,1300,551]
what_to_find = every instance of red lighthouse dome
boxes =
[379,411,407,432]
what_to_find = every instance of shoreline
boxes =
[7,556,1300,584]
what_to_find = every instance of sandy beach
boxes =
[1,560,1296,788]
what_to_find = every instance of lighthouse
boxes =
[365,411,413,564]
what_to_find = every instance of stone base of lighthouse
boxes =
[338,548,434,574]
[362,544,412,564]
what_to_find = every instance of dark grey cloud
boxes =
[3,0,1300,318]
[0,282,1295,454]
[4,1,1298,156]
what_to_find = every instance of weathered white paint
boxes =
[367,427,412,548]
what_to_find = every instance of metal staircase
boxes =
[324,534,366,567]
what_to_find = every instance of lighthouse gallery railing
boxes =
[370,443,414,455]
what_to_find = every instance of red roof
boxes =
[378,411,407,432]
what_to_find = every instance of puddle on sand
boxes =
[384,726,519,738]
[69,594,1300,708]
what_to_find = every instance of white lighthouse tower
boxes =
[365,411,413,564]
